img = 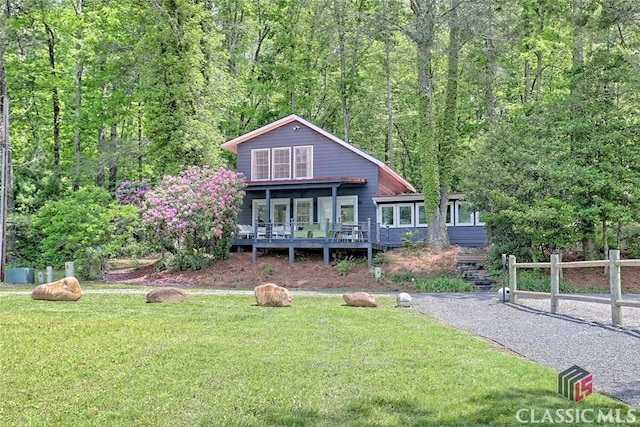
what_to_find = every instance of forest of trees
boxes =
[1,0,639,273]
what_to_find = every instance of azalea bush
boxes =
[141,166,245,266]
[115,180,151,206]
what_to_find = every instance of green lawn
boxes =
[0,292,634,426]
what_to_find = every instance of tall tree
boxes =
[72,0,83,191]
[140,0,229,176]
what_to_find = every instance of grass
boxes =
[0,292,634,426]
[510,270,610,294]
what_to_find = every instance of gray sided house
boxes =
[221,114,486,266]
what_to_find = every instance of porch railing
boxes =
[237,219,376,243]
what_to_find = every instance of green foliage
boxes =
[414,275,474,292]
[335,256,365,276]
[514,270,593,294]
[388,270,415,283]
[400,230,425,250]
[7,214,40,268]
[154,252,211,273]
[27,186,123,277]
[621,224,640,259]
[260,262,274,277]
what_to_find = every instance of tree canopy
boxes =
[1,0,639,267]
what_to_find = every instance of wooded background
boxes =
[1,0,639,266]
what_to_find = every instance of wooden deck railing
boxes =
[237,219,376,243]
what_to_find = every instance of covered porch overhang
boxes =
[244,177,366,224]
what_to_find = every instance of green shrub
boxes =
[513,270,593,293]
[414,275,474,292]
[335,256,365,276]
[260,263,274,277]
[388,270,415,283]
[400,230,425,250]
[27,186,132,278]
[152,252,211,273]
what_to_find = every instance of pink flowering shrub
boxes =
[116,180,151,206]
[141,166,245,263]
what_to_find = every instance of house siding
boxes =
[226,115,487,251]
[379,226,487,249]
[236,120,380,225]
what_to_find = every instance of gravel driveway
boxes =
[411,292,640,408]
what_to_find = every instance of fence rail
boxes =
[507,250,640,326]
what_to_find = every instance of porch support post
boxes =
[289,246,294,264]
[331,185,338,224]
[367,246,373,268]
[323,246,330,265]
[265,189,272,223]
[252,245,257,263]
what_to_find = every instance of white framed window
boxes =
[379,205,395,227]
[252,200,266,225]
[416,203,428,227]
[446,202,454,226]
[398,204,414,227]
[251,149,270,181]
[271,199,290,225]
[294,146,313,179]
[252,198,290,226]
[272,147,291,180]
[455,202,474,226]
[475,211,485,226]
[318,195,358,226]
[294,198,313,225]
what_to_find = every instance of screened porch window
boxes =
[294,199,313,225]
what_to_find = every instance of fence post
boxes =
[550,254,560,314]
[509,255,517,303]
[609,249,622,326]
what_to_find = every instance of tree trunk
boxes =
[428,186,450,247]
[334,0,350,143]
[411,0,439,244]
[44,23,61,177]
[96,127,106,188]
[72,0,83,192]
[108,123,117,194]
[484,2,496,125]
[383,0,394,168]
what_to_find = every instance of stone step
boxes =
[456,251,495,291]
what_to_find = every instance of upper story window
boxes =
[251,149,270,181]
[272,147,291,180]
[251,146,313,181]
[294,146,313,179]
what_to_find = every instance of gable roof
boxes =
[221,114,416,193]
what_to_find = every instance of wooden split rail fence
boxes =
[507,249,640,326]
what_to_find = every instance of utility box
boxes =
[5,268,35,284]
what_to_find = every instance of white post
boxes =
[65,261,75,278]
[509,255,517,303]
[609,249,622,326]
[550,254,560,314]
[46,266,53,283]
